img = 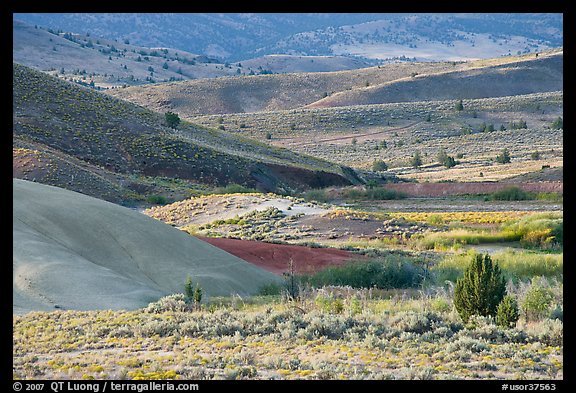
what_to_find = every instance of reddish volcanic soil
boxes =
[197,236,363,275]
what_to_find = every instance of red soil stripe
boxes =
[197,236,361,275]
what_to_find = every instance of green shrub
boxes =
[495,148,511,164]
[257,282,282,296]
[343,187,406,201]
[522,281,554,322]
[303,189,330,203]
[489,186,531,201]
[372,160,388,172]
[453,253,507,323]
[300,257,426,289]
[410,151,423,168]
[550,116,563,130]
[213,183,258,194]
[315,294,344,314]
[437,149,457,168]
[496,295,519,328]
[146,194,168,205]
[184,275,202,305]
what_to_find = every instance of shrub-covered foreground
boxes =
[14,287,562,380]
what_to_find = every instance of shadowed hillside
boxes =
[13,63,360,202]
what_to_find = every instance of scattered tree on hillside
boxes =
[551,116,563,130]
[437,149,457,168]
[509,119,527,130]
[372,159,388,172]
[410,151,423,168]
[495,148,511,164]
[165,111,180,129]
[455,99,464,111]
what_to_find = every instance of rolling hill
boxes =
[106,49,562,116]
[13,63,361,203]
[13,19,376,90]
[13,179,281,314]
[306,51,562,109]
[190,91,563,180]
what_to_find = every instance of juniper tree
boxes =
[165,111,180,129]
[453,253,507,323]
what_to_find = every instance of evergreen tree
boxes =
[372,160,388,172]
[410,151,423,168]
[495,148,511,164]
[184,275,194,302]
[453,253,507,323]
[496,295,520,328]
[165,111,180,129]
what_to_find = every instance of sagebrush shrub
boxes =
[522,281,554,321]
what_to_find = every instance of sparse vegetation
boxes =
[13,282,563,380]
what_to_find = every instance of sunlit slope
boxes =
[13,179,280,314]
[307,51,562,109]
[106,49,562,116]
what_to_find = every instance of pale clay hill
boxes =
[13,179,280,314]
[106,49,563,116]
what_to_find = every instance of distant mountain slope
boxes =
[13,20,375,90]
[106,49,562,116]
[13,179,280,313]
[13,63,359,200]
[14,13,562,62]
[306,51,563,109]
